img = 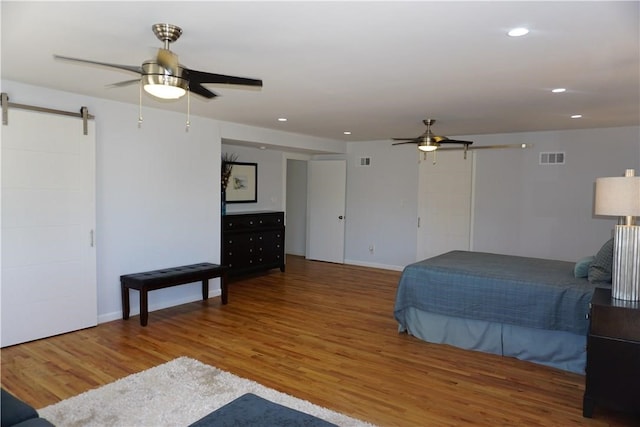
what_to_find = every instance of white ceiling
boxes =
[2,1,639,142]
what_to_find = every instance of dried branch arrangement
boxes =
[221,153,238,191]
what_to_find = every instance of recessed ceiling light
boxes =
[571,114,583,119]
[277,117,287,122]
[552,88,566,93]
[508,27,529,37]
[343,131,352,135]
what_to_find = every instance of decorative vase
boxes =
[221,189,226,216]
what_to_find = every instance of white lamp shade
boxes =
[595,172,640,217]
[143,83,186,99]
[418,144,438,152]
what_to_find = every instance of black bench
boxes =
[121,263,227,326]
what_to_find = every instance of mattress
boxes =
[394,250,598,335]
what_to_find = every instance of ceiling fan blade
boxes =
[439,139,474,145]
[188,81,218,99]
[54,55,142,74]
[392,141,418,146]
[156,48,179,73]
[392,138,418,141]
[438,143,532,151]
[106,79,140,88]
[186,68,263,87]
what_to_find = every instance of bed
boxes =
[394,250,608,374]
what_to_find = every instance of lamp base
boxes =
[612,225,640,301]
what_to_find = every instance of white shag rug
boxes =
[39,357,375,427]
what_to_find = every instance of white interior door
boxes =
[416,151,473,261]
[306,160,346,263]
[1,108,97,347]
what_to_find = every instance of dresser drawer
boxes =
[222,212,284,231]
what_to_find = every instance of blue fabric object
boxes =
[574,256,595,278]
[394,251,596,335]
[1,389,54,427]
[188,393,337,427]
[398,308,587,374]
[588,238,614,284]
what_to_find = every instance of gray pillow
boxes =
[574,256,595,278]
[588,238,614,284]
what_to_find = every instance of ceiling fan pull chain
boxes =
[185,89,191,132]
[138,79,143,128]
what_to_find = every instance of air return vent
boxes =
[357,157,372,167]
[539,152,565,165]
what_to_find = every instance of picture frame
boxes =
[225,162,258,203]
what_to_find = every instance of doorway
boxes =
[285,158,307,256]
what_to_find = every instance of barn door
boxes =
[2,107,97,347]
[416,151,473,261]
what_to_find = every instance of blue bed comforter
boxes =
[394,251,599,335]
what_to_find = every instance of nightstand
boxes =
[583,287,640,418]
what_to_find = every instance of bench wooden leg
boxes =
[202,276,227,304]
[121,281,130,320]
[202,279,209,300]
[140,289,149,326]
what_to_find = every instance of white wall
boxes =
[221,144,285,213]
[345,141,419,269]
[468,127,640,261]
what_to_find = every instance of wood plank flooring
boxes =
[1,255,637,426]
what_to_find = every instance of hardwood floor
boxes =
[1,255,637,426]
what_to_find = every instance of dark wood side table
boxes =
[583,287,640,418]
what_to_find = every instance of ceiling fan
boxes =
[54,23,263,100]
[392,119,474,152]
[392,119,531,161]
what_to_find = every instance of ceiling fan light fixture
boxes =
[418,144,438,152]
[418,138,439,152]
[508,27,529,37]
[143,75,187,99]
[142,61,188,99]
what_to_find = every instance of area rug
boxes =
[38,357,375,427]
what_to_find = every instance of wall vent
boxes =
[357,157,372,167]
[539,151,565,165]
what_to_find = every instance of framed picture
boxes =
[225,162,258,203]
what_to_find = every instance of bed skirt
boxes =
[398,307,586,374]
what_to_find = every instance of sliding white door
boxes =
[2,108,97,347]
[416,151,473,261]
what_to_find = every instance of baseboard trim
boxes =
[343,259,405,271]
[98,290,222,324]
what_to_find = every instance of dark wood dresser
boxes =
[222,211,285,278]
[583,287,640,418]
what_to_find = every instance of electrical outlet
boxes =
[369,244,375,254]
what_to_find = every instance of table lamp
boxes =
[595,169,640,301]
